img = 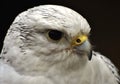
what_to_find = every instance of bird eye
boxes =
[47,30,63,41]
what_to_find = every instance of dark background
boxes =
[0,0,120,72]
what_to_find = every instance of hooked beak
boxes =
[71,35,92,61]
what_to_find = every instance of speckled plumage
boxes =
[0,5,119,84]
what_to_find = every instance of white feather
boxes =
[0,5,119,84]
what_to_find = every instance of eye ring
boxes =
[47,30,63,42]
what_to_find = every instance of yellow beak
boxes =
[71,35,88,47]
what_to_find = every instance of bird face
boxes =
[1,5,92,75]
[22,5,92,61]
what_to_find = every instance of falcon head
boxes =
[1,5,92,75]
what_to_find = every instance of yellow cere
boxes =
[71,35,88,47]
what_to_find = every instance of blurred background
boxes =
[0,0,120,71]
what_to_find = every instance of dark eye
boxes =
[48,30,63,41]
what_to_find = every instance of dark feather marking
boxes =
[99,53,120,83]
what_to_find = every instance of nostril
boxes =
[76,39,81,43]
